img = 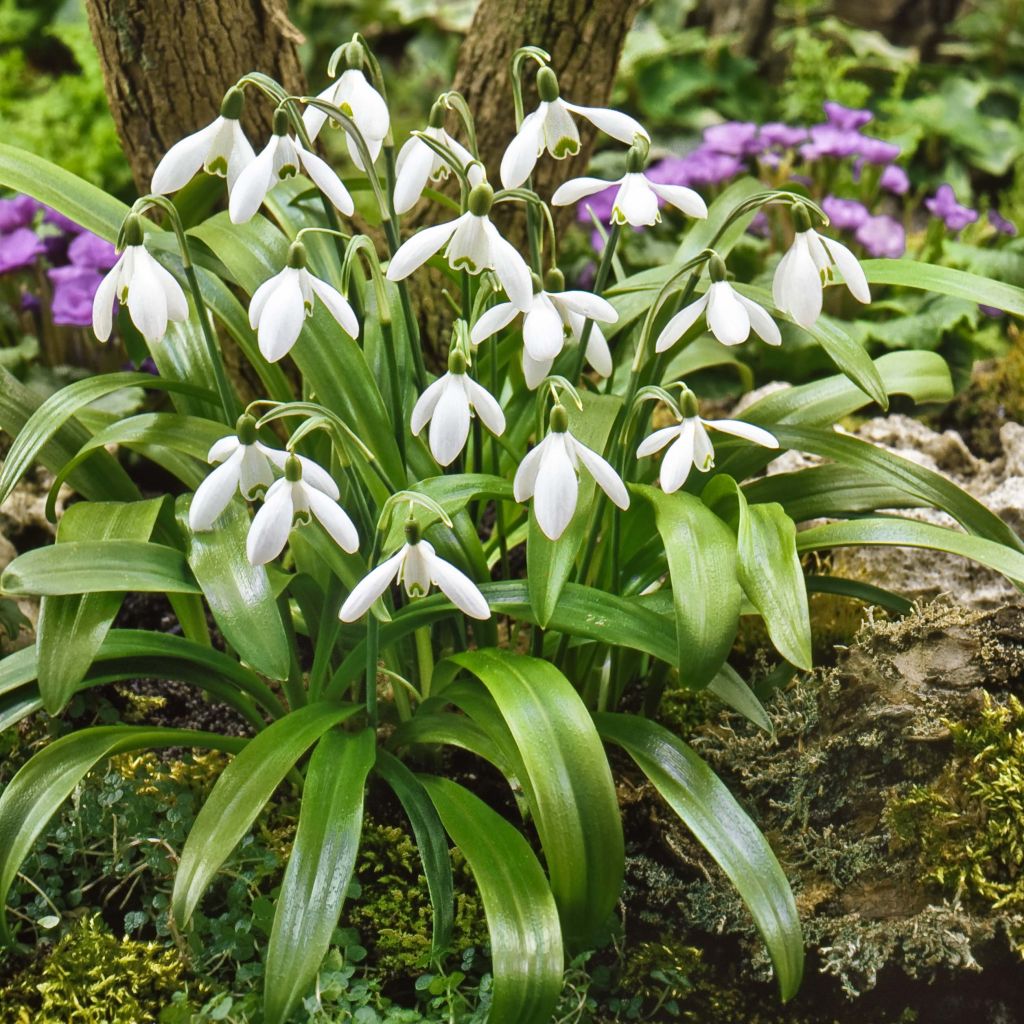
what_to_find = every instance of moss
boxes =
[0,915,198,1023]
[887,694,1024,940]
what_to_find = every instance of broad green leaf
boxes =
[527,393,622,627]
[795,517,1024,587]
[441,649,623,948]
[0,726,245,942]
[374,750,454,955]
[738,503,812,671]
[595,712,803,1000]
[2,541,199,596]
[711,662,773,735]
[636,485,740,688]
[36,498,164,713]
[265,729,375,1024]
[861,258,1024,317]
[176,497,290,681]
[172,702,359,925]
[419,776,563,1024]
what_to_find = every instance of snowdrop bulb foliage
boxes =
[411,351,506,467]
[500,66,649,188]
[386,183,533,311]
[151,87,255,194]
[637,391,778,494]
[514,404,630,541]
[339,522,490,622]
[772,203,870,327]
[248,242,359,363]
[230,110,354,224]
[552,145,707,227]
[92,215,188,344]
[394,102,483,215]
[656,255,781,352]
[246,455,358,566]
[471,269,618,388]
[303,67,390,171]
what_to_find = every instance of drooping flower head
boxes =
[151,87,255,195]
[637,389,778,493]
[500,65,648,188]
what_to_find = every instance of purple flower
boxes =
[0,196,39,233]
[573,185,618,226]
[703,121,760,156]
[801,124,862,160]
[925,184,978,232]
[747,209,771,238]
[0,228,46,273]
[979,304,1005,318]
[879,164,910,195]
[989,208,1017,236]
[857,136,901,165]
[48,265,104,327]
[758,123,808,148]
[854,214,906,258]
[68,231,118,270]
[20,291,40,314]
[823,101,872,131]
[821,195,870,231]
[42,206,84,234]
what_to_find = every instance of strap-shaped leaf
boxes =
[439,649,623,948]
[176,496,290,681]
[2,541,199,596]
[264,728,375,1024]
[636,484,741,687]
[805,575,913,616]
[796,517,1024,587]
[172,702,359,926]
[861,258,1024,316]
[0,726,245,942]
[374,750,454,956]
[738,503,812,671]
[594,712,804,1001]
[419,776,563,1024]
[36,498,164,713]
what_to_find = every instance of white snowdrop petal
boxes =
[550,290,618,323]
[238,446,275,499]
[308,276,359,338]
[399,542,433,596]
[410,375,447,436]
[513,440,547,501]
[583,322,614,378]
[541,99,580,158]
[824,235,871,303]
[248,271,283,328]
[297,147,355,216]
[692,420,715,471]
[736,295,782,346]
[637,426,680,459]
[151,120,220,194]
[302,83,338,142]
[522,298,566,361]
[614,174,659,226]
[522,350,554,390]
[147,256,189,323]
[533,436,578,541]
[654,295,709,353]
[386,218,459,281]
[470,301,519,345]
[225,122,255,191]
[563,102,649,145]
[483,221,533,311]
[706,282,751,346]
[257,271,306,362]
[500,107,546,189]
[573,439,629,510]
[208,435,241,463]
[305,484,359,553]
[447,215,490,274]
[465,378,506,436]
[127,253,169,343]
[649,182,708,220]
[345,70,390,141]
[393,137,436,214]
[229,143,276,223]
[428,552,490,619]
[428,376,472,466]
[246,481,294,565]
[189,450,243,531]
[659,421,696,493]
[781,236,823,327]
[339,550,404,621]
[551,176,617,207]
[705,419,779,449]
[91,255,123,342]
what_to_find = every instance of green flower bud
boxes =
[287,241,307,269]
[220,87,245,120]
[122,214,144,248]
[467,182,494,217]
[543,267,565,292]
[708,253,728,283]
[549,403,570,433]
[679,389,700,419]
[284,455,303,482]
[235,413,258,446]
[536,66,560,103]
[792,202,812,233]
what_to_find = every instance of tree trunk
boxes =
[83,0,307,193]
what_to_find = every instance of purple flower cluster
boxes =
[0,195,116,327]
[924,184,978,232]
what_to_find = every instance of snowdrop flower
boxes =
[655,255,781,352]
[500,66,648,188]
[247,455,358,565]
[248,242,358,363]
[471,268,618,388]
[92,215,187,344]
[394,101,483,215]
[552,145,707,228]
[189,415,340,531]
[514,404,629,541]
[151,87,254,194]
[637,390,778,493]
[303,64,389,171]
[411,350,505,466]
[339,520,489,621]
[772,203,870,327]
[386,182,532,311]
[230,110,354,224]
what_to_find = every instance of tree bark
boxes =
[83,0,307,193]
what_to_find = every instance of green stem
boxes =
[415,625,435,700]
[570,223,621,383]
[365,614,380,727]
[277,595,308,710]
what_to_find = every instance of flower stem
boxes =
[415,625,435,700]
[570,223,621,383]
[365,613,380,727]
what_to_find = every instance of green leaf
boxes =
[265,728,375,1024]
[2,541,199,596]
[861,258,1024,317]
[172,702,359,926]
[176,497,290,681]
[419,776,563,1024]
[805,575,913,616]
[710,662,773,735]
[528,393,621,627]
[636,485,741,688]
[36,498,164,713]
[594,713,803,1000]
[738,503,812,671]
[440,649,623,948]
[0,726,245,942]
[795,517,1024,587]
[374,750,454,955]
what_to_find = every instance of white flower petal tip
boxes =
[555,170,708,228]
[151,115,254,195]
[411,371,504,467]
[92,245,188,344]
